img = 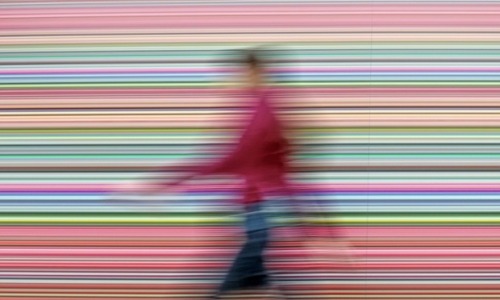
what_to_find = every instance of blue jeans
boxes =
[218,203,270,292]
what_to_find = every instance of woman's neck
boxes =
[247,68,265,88]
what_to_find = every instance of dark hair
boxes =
[242,49,264,70]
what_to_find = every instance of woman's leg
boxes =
[217,228,269,292]
[211,204,271,298]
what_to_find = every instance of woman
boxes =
[112,49,318,299]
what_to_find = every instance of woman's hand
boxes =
[106,179,166,203]
[108,176,188,200]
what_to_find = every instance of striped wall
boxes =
[1,0,500,299]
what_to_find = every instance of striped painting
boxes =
[1,0,500,299]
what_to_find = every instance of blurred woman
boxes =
[113,48,308,299]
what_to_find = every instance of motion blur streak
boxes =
[1,0,500,299]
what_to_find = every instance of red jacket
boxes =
[156,88,336,238]
[160,87,293,205]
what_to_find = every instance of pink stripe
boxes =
[3,14,500,30]
[1,226,499,237]
[2,88,500,97]
[0,248,234,257]
[1,183,499,192]
[2,4,499,16]
[2,248,500,257]
[3,120,500,128]
[1,261,498,269]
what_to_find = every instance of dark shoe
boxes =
[240,273,269,288]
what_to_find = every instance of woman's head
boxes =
[240,48,266,86]
[243,49,262,71]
